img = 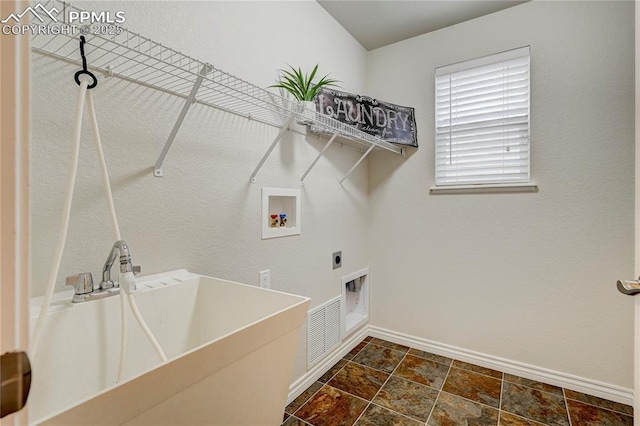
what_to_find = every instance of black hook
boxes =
[74,36,98,89]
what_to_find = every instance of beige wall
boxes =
[29,1,369,382]
[29,0,636,392]
[367,1,635,388]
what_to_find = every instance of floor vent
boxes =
[307,296,341,368]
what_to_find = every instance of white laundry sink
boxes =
[30,270,310,425]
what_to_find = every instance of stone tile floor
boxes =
[282,337,633,426]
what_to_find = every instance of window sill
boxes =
[429,183,539,195]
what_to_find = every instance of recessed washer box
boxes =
[341,267,369,339]
[261,188,301,239]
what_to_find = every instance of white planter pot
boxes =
[297,100,317,126]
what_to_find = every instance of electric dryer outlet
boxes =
[333,251,342,269]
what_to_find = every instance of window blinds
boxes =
[435,46,530,186]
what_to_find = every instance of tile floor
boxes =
[282,337,633,426]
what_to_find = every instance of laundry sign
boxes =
[314,88,418,147]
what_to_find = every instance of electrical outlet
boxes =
[259,270,271,289]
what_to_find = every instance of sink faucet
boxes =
[65,240,140,303]
[100,240,134,291]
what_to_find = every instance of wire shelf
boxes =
[31,0,404,159]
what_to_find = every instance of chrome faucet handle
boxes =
[66,272,94,295]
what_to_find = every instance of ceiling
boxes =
[317,0,528,51]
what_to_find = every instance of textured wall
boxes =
[366,1,635,388]
[31,0,636,391]
[30,0,369,382]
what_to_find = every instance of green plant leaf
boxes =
[295,67,306,96]
[281,82,305,100]
[307,65,319,89]
[270,64,340,101]
[303,65,317,98]
[269,79,303,100]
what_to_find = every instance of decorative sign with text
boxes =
[314,88,418,148]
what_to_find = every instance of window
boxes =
[435,46,530,187]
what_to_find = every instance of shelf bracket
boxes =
[154,64,213,177]
[250,113,297,183]
[300,131,339,186]
[339,144,375,186]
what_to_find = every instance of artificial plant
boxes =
[270,64,339,101]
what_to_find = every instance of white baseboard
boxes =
[288,325,633,407]
[368,326,633,406]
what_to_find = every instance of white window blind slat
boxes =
[437,65,529,87]
[435,81,529,102]
[436,151,530,164]
[437,164,530,175]
[436,126,529,141]
[437,172,529,185]
[435,46,530,186]
[436,72,529,96]
[436,88,529,110]
[436,146,530,158]
[436,78,529,96]
[436,146,529,156]
[436,131,529,147]
[437,108,529,128]
[436,93,529,115]
[436,102,529,122]
[435,116,528,134]
[445,66,529,87]
[447,57,530,79]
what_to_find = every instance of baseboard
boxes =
[368,326,634,406]
[287,326,369,404]
[288,324,633,407]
